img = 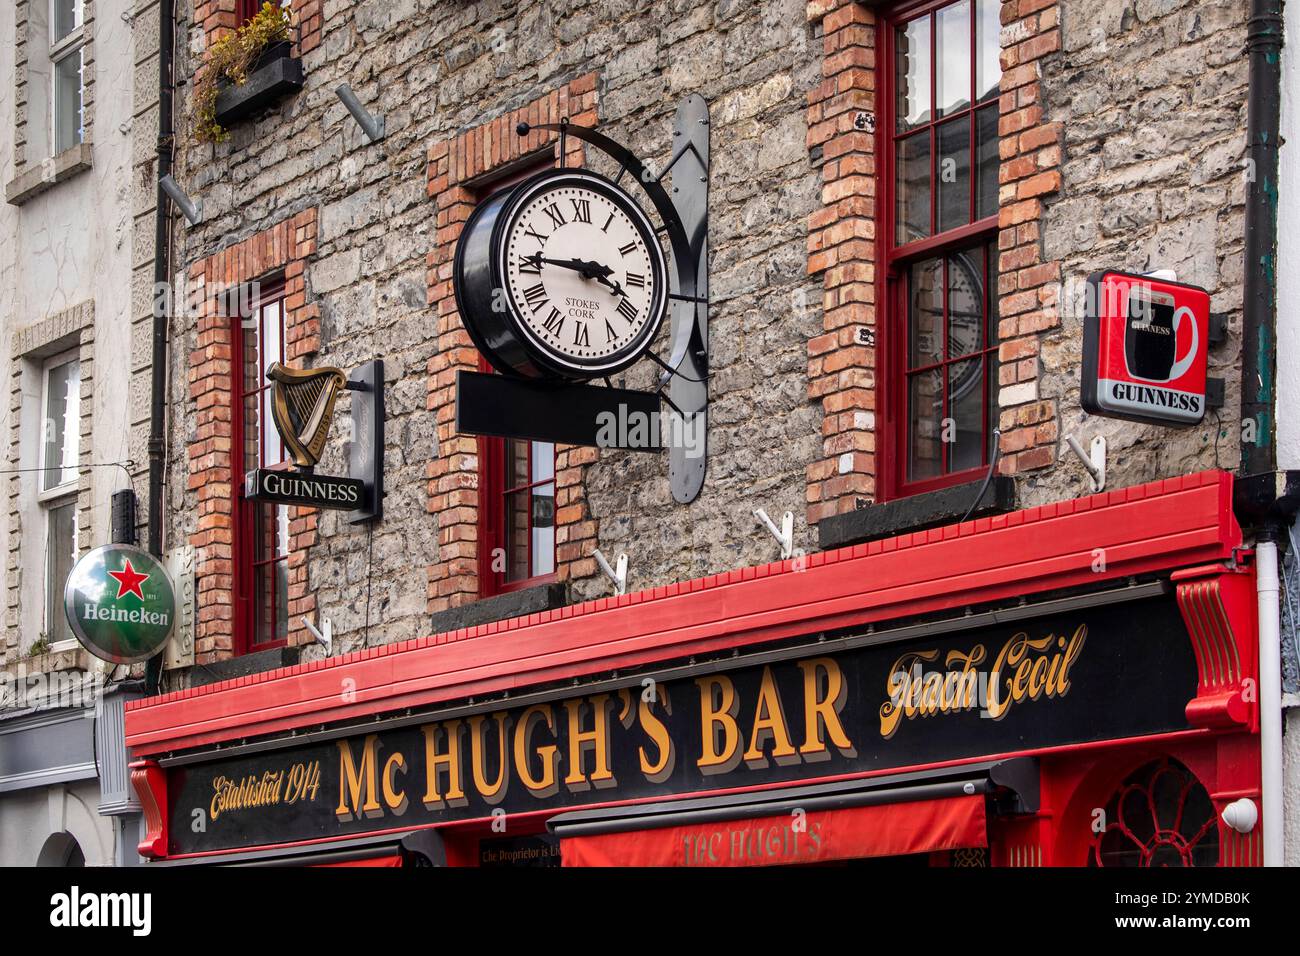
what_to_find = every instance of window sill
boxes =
[214,54,304,130]
[430,582,569,636]
[189,644,302,688]
[818,475,1016,550]
[5,143,93,206]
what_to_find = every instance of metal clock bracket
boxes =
[517,95,711,503]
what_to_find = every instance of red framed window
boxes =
[882,0,1002,498]
[231,278,291,653]
[236,0,262,27]
[479,434,556,596]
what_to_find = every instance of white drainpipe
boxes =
[1257,537,1283,866]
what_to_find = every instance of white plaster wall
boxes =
[1280,0,1300,471]
[0,780,116,866]
[1,0,138,649]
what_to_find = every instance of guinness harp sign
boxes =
[245,360,384,523]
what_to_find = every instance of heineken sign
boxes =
[64,544,176,664]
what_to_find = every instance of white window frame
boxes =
[48,0,87,155]
[38,349,81,652]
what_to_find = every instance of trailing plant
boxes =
[192,2,293,144]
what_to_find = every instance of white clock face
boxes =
[502,177,664,369]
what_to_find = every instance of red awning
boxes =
[559,795,987,868]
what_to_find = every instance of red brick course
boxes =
[187,208,320,662]
[425,75,599,612]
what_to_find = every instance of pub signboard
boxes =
[166,594,1197,855]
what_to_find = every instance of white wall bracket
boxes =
[1065,434,1106,492]
[335,84,386,142]
[592,549,628,597]
[301,615,332,656]
[160,174,202,226]
[754,508,795,560]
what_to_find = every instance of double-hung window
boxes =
[232,281,291,653]
[38,351,80,647]
[50,0,86,154]
[480,437,556,595]
[885,0,1002,497]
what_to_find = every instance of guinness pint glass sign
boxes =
[1081,270,1209,426]
[64,544,176,664]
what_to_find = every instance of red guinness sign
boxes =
[1081,270,1210,426]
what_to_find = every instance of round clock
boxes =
[454,169,670,380]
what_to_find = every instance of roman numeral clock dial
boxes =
[453,169,669,380]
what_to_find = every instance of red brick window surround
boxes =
[195,0,322,55]
[425,75,597,613]
[880,0,1002,499]
[231,278,293,653]
[806,0,1062,525]
[187,209,320,663]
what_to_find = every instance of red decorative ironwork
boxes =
[1089,758,1218,867]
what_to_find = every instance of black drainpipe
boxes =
[1241,0,1283,478]
[146,0,176,693]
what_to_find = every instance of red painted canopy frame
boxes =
[127,470,1261,866]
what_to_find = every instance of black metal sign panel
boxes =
[244,469,366,511]
[455,370,663,450]
[166,595,1196,855]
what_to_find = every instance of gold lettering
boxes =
[335,735,383,821]
[513,705,559,795]
[637,695,674,782]
[421,720,465,808]
[797,657,855,757]
[563,694,615,791]
[696,675,741,774]
[743,666,797,766]
[468,711,510,803]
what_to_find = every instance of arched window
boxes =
[1089,758,1219,867]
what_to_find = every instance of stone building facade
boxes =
[1,0,158,865]
[158,0,1254,689]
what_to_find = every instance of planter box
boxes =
[214,42,303,129]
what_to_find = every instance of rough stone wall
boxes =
[168,0,823,659]
[163,0,1254,670]
[1026,0,1248,505]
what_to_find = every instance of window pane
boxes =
[948,357,985,472]
[255,563,289,645]
[243,391,260,472]
[947,248,985,358]
[41,358,80,492]
[975,104,999,220]
[909,257,943,369]
[53,0,83,43]
[505,490,530,581]
[531,482,555,577]
[54,50,84,153]
[936,0,972,118]
[908,369,944,482]
[985,240,999,349]
[896,131,931,244]
[46,501,76,644]
[530,441,554,483]
[895,16,931,132]
[976,0,1002,103]
[936,115,972,233]
[260,302,283,467]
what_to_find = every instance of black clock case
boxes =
[453,168,669,381]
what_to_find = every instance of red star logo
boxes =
[108,559,150,602]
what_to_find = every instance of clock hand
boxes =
[530,255,613,281]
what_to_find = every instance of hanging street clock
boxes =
[455,169,670,380]
[452,104,711,503]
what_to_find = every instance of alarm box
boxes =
[1081,270,1210,426]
